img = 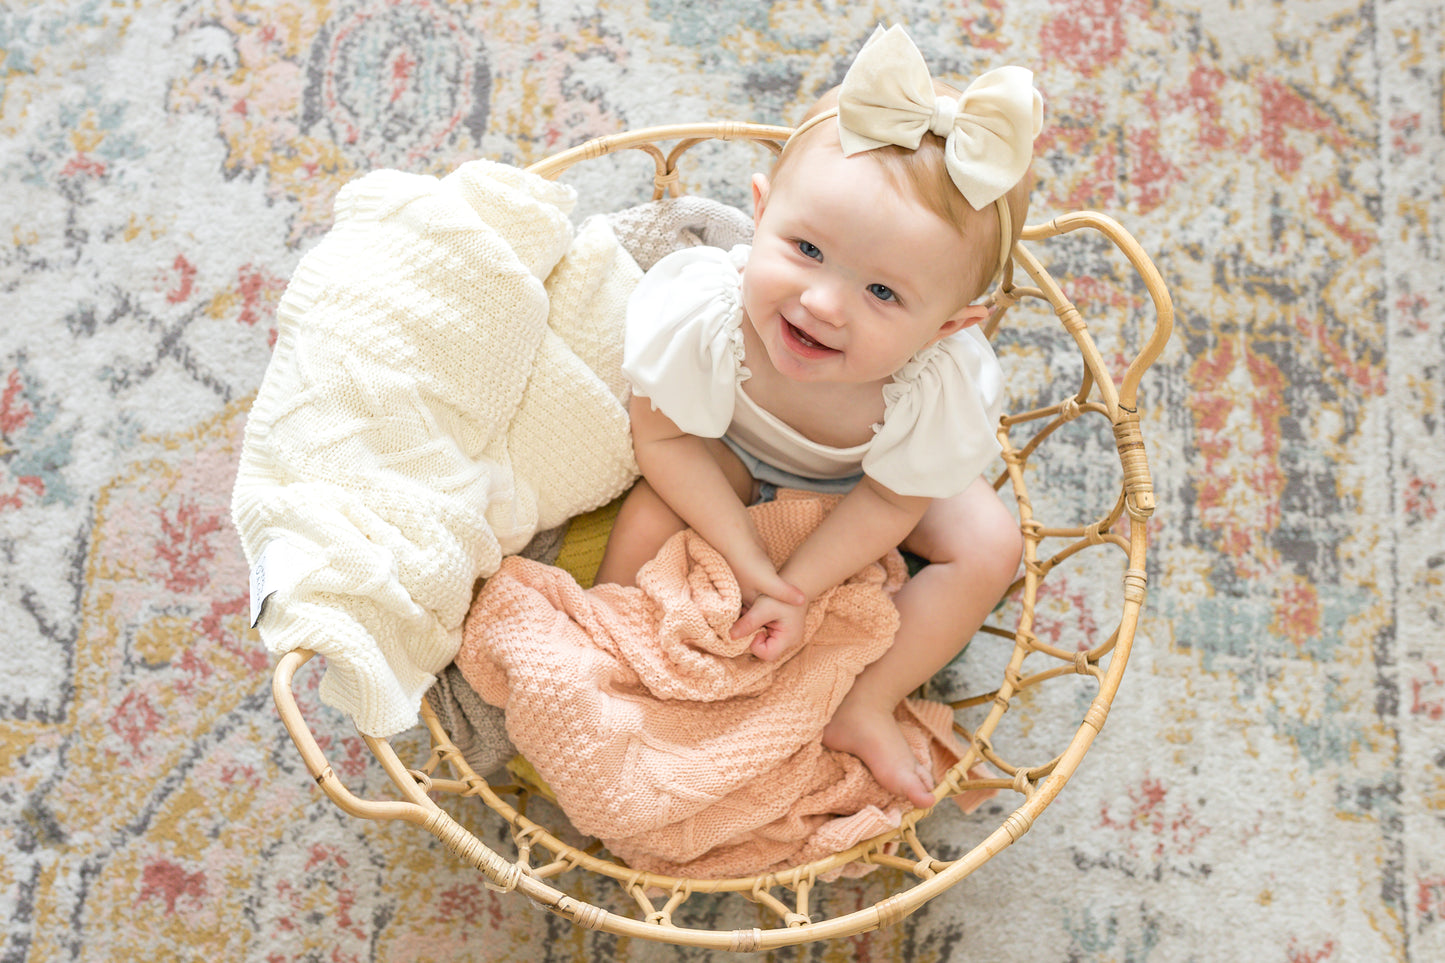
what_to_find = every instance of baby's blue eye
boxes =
[868,283,897,302]
[796,240,822,260]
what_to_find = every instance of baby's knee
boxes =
[981,503,1024,570]
[926,492,1022,582]
[969,503,1022,594]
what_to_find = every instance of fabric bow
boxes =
[837,25,1043,211]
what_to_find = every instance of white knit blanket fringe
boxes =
[233,160,641,737]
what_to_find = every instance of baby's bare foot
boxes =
[823,698,936,810]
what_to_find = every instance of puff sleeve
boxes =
[863,327,1004,499]
[621,245,750,437]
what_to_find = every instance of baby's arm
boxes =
[628,395,803,606]
[781,475,928,600]
[731,476,929,656]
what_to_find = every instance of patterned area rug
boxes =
[4,1,1443,960]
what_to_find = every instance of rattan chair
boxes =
[272,122,1174,951]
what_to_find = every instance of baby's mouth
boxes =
[787,321,834,352]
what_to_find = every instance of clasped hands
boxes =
[730,570,809,662]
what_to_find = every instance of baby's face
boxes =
[742,140,988,387]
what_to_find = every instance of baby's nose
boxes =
[800,282,843,325]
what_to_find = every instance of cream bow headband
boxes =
[790,25,1044,283]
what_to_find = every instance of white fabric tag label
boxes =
[249,540,316,628]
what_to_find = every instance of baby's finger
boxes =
[749,632,782,661]
[730,608,767,641]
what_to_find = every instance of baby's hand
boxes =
[736,564,806,611]
[730,594,808,662]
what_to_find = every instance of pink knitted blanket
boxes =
[457,492,991,878]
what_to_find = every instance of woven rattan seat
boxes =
[271,122,1174,951]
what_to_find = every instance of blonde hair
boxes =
[770,84,1032,302]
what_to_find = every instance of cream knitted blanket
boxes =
[233,161,640,737]
[458,493,993,879]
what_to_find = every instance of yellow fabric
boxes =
[553,496,625,589]
[504,755,559,803]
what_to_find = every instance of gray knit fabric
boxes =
[603,195,753,271]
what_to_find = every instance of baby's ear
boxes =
[931,303,990,343]
[751,173,771,222]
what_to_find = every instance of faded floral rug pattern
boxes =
[3,1,1443,961]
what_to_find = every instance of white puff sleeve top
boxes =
[622,245,1005,500]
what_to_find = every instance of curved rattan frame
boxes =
[271,121,1174,951]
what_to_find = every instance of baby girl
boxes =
[597,24,1040,808]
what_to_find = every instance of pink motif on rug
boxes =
[457,491,995,879]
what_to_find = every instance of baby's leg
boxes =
[595,439,756,587]
[823,476,1022,808]
[594,478,685,587]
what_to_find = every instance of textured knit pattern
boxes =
[604,195,755,272]
[232,160,641,736]
[423,522,569,776]
[457,492,993,878]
